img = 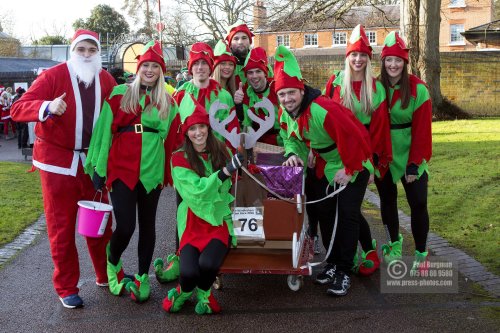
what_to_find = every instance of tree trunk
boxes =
[418,0,443,108]
[400,0,420,76]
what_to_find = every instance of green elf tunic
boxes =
[324,70,393,175]
[85,84,178,192]
[171,149,236,250]
[240,80,283,146]
[173,79,240,149]
[279,91,373,184]
[384,74,432,183]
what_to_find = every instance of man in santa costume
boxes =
[11,29,116,309]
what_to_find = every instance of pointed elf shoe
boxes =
[195,288,221,315]
[410,250,429,276]
[106,245,132,296]
[126,273,150,303]
[163,285,193,313]
[154,253,180,283]
[381,233,403,264]
[358,239,381,276]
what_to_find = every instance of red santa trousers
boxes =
[39,162,112,298]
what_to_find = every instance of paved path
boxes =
[0,138,498,332]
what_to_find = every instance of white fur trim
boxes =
[39,101,50,121]
[71,34,100,51]
[33,152,80,176]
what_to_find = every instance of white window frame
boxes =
[276,34,290,47]
[450,24,465,45]
[366,31,376,45]
[304,33,318,48]
[449,0,466,8]
[332,32,347,46]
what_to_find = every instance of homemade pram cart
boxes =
[209,98,314,291]
[215,148,315,291]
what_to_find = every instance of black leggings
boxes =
[179,239,229,292]
[109,179,161,275]
[315,169,369,272]
[307,168,373,253]
[374,170,429,253]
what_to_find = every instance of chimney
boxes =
[253,1,267,29]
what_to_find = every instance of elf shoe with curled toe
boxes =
[195,288,221,315]
[126,273,150,303]
[154,253,180,283]
[358,239,381,276]
[163,285,193,313]
[381,233,403,264]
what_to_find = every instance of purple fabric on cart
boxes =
[257,165,303,198]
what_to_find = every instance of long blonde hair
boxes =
[341,57,374,116]
[120,73,171,119]
[211,64,236,96]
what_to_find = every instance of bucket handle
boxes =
[92,190,105,211]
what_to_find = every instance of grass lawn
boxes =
[371,118,500,275]
[0,162,43,247]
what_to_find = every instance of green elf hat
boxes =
[346,24,373,59]
[213,40,237,68]
[243,47,268,74]
[180,67,188,73]
[273,45,304,93]
[180,94,210,136]
[381,31,409,63]
[136,40,166,74]
[225,20,254,45]
[188,42,215,75]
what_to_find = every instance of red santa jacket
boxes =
[11,62,116,176]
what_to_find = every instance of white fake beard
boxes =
[68,52,102,88]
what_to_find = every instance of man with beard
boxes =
[225,21,273,86]
[11,29,116,309]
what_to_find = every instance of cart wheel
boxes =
[213,275,223,290]
[287,275,303,291]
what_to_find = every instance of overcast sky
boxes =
[2,0,173,44]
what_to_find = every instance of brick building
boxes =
[253,1,495,55]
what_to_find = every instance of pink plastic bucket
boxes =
[77,200,113,238]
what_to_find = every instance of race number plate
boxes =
[232,207,265,241]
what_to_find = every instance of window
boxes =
[449,0,465,7]
[276,35,290,47]
[366,31,376,45]
[450,24,465,44]
[333,32,347,46]
[304,34,318,47]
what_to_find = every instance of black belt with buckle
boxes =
[315,142,337,154]
[118,124,158,133]
[390,122,412,130]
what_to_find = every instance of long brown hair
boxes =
[380,60,410,110]
[182,128,230,177]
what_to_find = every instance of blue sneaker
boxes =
[59,294,84,309]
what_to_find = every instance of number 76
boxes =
[239,218,258,232]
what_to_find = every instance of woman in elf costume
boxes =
[377,32,432,270]
[322,24,392,277]
[211,40,237,96]
[85,41,178,303]
[163,96,243,314]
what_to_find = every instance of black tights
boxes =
[109,179,161,275]
[374,170,429,252]
[179,240,229,292]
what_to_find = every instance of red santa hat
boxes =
[225,21,254,45]
[70,29,100,51]
[243,47,268,74]
[180,95,210,136]
[273,45,305,93]
[346,24,373,59]
[188,42,215,75]
[381,31,409,63]
[213,40,237,68]
[0,86,4,93]
[136,40,166,74]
